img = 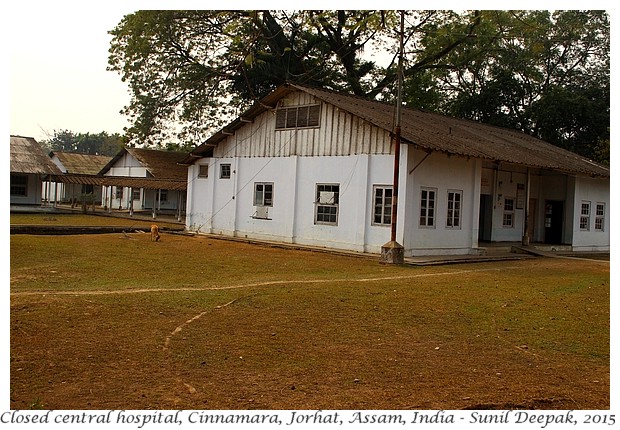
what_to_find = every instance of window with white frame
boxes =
[315,183,339,225]
[275,104,321,130]
[132,188,140,200]
[198,164,209,178]
[372,186,393,226]
[115,187,123,199]
[580,201,591,230]
[446,190,462,228]
[419,188,437,228]
[220,164,231,179]
[253,183,273,207]
[503,197,515,228]
[595,203,605,231]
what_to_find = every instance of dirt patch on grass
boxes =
[9,234,610,410]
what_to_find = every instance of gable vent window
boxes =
[275,104,321,130]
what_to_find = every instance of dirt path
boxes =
[11,266,516,297]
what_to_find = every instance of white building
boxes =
[99,147,188,218]
[10,135,63,206]
[46,151,111,204]
[182,84,609,256]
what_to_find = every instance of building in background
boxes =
[10,135,63,206]
[46,151,112,205]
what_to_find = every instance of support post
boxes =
[152,189,159,219]
[381,11,405,264]
[129,187,134,217]
[522,168,531,246]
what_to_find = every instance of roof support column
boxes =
[53,180,59,208]
[522,168,531,246]
[152,189,159,219]
[177,191,182,222]
[43,177,51,207]
[129,187,134,217]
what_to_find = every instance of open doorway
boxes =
[544,200,564,244]
[478,194,493,242]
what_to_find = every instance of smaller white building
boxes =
[45,151,111,204]
[99,147,188,217]
[182,84,609,256]
[10,135,63,206]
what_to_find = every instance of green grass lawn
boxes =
[8,228,610,410]
[10,213,180,228]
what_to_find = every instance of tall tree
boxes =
[107,10,482,145]
[108,10,609,164]
[418,10,609,163]
[43,130,125,156]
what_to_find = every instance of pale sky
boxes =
[7,3,137,142]
[4,1,613,144]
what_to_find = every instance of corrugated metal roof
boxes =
[52,152,112,175]
[10,135,64,175]
[186,83,609,178]
[300,85,609,177]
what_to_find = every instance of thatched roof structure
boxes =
[51,151,112,175]
[10,135,63,175]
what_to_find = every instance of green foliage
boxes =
[29,397,46,410]
[427,10,610,164]
[107,10,609,164]
[42,130,125,156]
[107,11,487,146]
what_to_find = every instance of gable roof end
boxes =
[100,147,189,180]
